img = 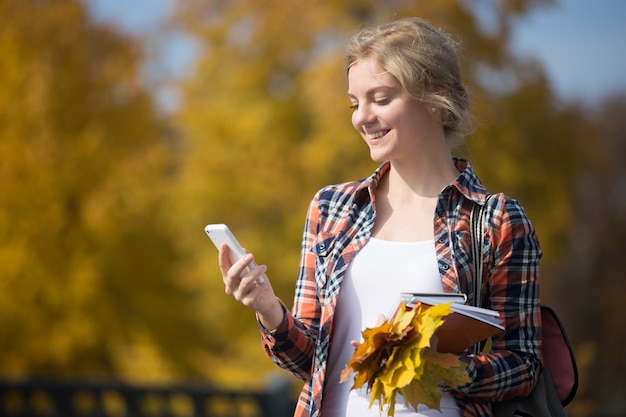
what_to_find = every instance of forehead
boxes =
[347,57,401,95]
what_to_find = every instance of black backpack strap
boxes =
[469,195,491,354]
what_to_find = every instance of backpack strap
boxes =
[469,196,491,355]
[469,196,489,310]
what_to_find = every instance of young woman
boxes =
[219,17,542,417]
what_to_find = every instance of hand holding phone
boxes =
[205,224,283,329]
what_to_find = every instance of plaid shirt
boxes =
[259,159,542,417]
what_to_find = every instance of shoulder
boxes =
[314,179,365,203]
[310,164,385,210]
[304,169,379,233]
[485,193,542,256]
[309,179,368,221]
[486,193,534,230]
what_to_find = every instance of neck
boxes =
[385,150,459,199]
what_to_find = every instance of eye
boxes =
[349,103,359,110]
[373,97,390,105]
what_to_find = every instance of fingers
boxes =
[218,243,270,306]
[218,243,238,275]
[225,268,266,302]
[224,257,264,295]
[218,243,253,284]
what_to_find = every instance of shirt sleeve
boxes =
[451,194,543,402]
[257,192,324,381]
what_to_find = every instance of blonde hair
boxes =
[346,18,471,147]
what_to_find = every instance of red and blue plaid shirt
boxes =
[259,159,542,417]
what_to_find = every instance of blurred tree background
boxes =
[0,0,624,416]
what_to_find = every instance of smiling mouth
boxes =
[367,130,389,140]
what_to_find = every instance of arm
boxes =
[258,192,325,380]
[453,195,542,401]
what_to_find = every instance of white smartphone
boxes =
[204,224,257,268]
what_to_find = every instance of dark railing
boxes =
[0,377,295,417]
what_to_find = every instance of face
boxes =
[347,57,438,163]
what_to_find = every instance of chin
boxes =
[368,149,390,163]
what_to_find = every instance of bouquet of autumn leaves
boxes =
[340,302,470,416]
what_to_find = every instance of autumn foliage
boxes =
[340,303,469,415]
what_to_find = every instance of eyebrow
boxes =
[347,85,396,100]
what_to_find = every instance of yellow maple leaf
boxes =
[402,376,442,412]
[402,349,470,411]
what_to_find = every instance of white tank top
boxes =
[321,238,462,417]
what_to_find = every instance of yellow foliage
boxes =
[0,0,197,378]
[340,303,469,415]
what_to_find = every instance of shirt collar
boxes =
[354,158,490,205]
[449,158,491,204]
[354,162,389,205]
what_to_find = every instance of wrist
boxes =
[258,298,285,331]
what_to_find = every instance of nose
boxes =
[352,103,376,129]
